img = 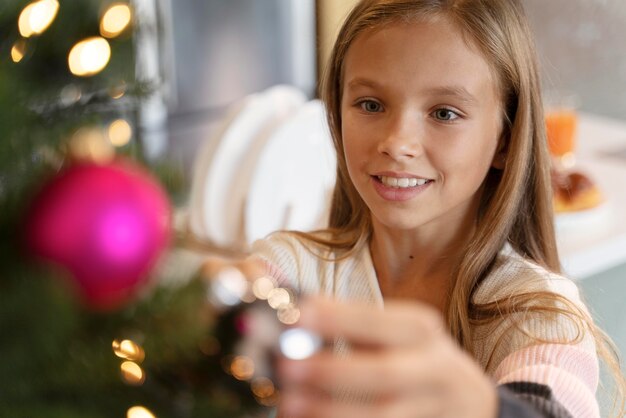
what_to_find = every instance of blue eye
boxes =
[433,108,459,121]
[359,100,382,113]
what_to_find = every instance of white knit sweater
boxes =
[251,232,600,418]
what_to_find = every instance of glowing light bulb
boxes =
[267,288,291,309]
[277,303,300,325]
[68,126,114,163]
[60,84,82,106]
[109,81,127,99]
[127,406,156,418]
[100,3,132,38]
[209,267,249,308]
[230,355,255,381]
[68,37,111,77]
[108,119,132,147]
[279,328,323,360]
[251,377,275,399]
[252,276,276,300]
[112,339,145,362]
[121,361,145,385]
[11,40,27,63]
[18,0,59,37]
[251,376,280,406]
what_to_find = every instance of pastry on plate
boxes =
[551,169,604,213]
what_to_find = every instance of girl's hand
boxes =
[276,297,498,418]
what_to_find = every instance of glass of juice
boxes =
[544,94,579,170]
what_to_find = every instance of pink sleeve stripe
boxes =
[493,343,599,391]
[494,344,599,418]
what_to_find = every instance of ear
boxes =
[491,132,508,170]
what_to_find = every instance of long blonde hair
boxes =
[322,0,556,328]
[293,0,625,414]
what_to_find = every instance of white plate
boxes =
[244,100,336,245]
[188,97,251,241]
[555,199,611,231]
[202,85,306,248]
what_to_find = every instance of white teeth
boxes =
[379,176,430,188]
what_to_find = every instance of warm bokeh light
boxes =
[251,377,276,399]
[68,37,111,77]
[277,303,300,325]
[60,84,82,106]
[112,339,145,362]
[256,391,280,407]
[252,276,276,300]
[108,119,133,147]
[127,406,156,418]
[210,267,249,307]
[252,377,280,407]
[68,126,114,163]
[241,291,257,303]
[11,40,27,63]
[230,355,255,381]
[100,3,132,38]
[18,0,59,38]
[267,287,291,309]
[109,81,127,99]
[121,361,146,385]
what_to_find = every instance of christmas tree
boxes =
[0,2,269,417]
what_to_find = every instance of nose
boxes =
[376,112,423,160]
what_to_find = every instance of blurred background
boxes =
[1,0,625,417]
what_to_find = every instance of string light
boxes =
[229,355,255,381]
[277,303,300,325]
[100,3,132,38]
[127,406,156,418]
[279,328,323,360]
[112,339,145,362]
[68,126,115,163]
[251,377,276,399]
[18,0,59,38]
[11,40,27,63]
[209,267,249,308]
[59,84,82,106]
[108,119,133,147]
[121,361,146,385]
[68,37,111,77]
[109,81,127,99]
[267,288,291,310]
[252,276,276,300]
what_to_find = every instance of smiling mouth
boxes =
[373,175,433,189]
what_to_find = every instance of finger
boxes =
[277,348,442,396]
[279,388,443,418]
[296,297,443,347]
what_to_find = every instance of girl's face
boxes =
[341,18,504,237]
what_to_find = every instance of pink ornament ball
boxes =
[25,160,171,310]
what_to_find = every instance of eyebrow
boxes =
[346,77,381,90]
[345,78,478,104]
[424,86,478,104]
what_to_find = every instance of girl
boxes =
[211,0,625,416]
